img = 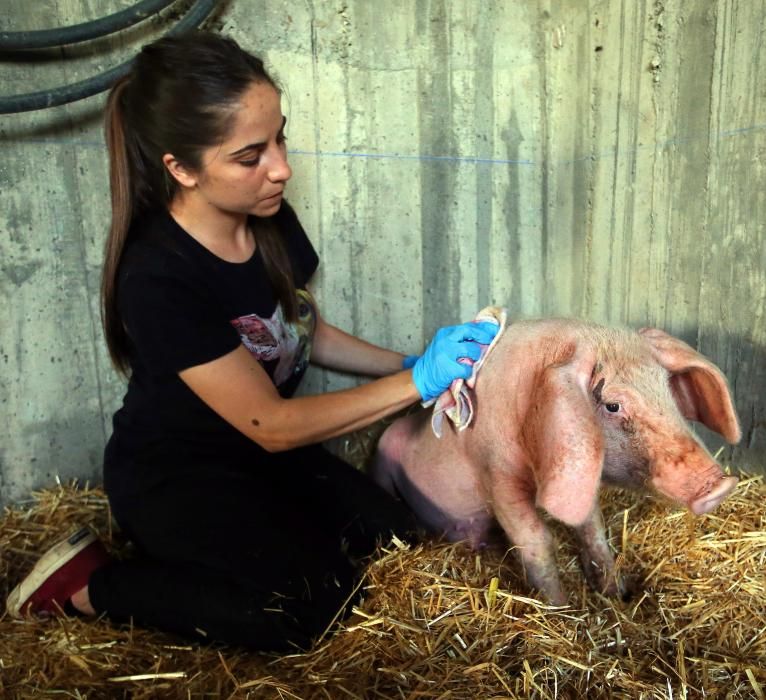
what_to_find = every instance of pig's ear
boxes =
[523,351,604,527]
[639,328,741,444]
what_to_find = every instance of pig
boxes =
[371,319,741,605]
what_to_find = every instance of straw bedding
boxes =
[0,447,763,699]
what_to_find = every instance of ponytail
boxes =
[255,219,298,323]
[101,77,133,376]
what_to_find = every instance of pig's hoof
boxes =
[582,560,615,595]
[599,573,636,602]
[539,590,568,607]
[615,575,637,602]
[582,561,632,601]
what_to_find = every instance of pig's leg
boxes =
[368,449,398,498]
[370,435,486,541]
[490,475,567,605]
[369,418,412,498]
[574,505,626,599]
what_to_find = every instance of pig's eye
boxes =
[605,402,621,413]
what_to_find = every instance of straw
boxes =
[1,447,763,699]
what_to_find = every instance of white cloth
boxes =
[424,306,508,438]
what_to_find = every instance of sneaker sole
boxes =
[6,527,98,618]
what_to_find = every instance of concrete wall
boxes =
[1,0,764,506]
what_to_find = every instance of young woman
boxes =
[7,32,498,652]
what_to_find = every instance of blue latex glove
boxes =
[411,321,499,402]
[402,354,420,370]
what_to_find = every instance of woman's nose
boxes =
[268,149,292,183]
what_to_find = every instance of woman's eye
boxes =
[239,157,260,167]
[605,402,621,413]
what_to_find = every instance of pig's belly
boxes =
[392,457,494,547]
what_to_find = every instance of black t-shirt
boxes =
[104,202,319,501]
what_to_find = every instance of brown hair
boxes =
[101,31,298,375]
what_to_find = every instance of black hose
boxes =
[0,0,178,51]
[0,0,219,114]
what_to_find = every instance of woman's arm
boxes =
[311,314,408,377]
[180,344,419,453]
[180,318,498,454]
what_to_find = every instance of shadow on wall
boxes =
[672,328,766,473]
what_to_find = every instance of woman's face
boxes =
[185,81,292,218]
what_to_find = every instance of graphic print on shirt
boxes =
[230,290,317,396]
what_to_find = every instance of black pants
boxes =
[90,444,418,652]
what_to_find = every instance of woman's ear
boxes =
[162,153,198,188]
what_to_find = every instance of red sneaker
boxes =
[6,527,110,618]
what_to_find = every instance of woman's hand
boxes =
[412,321,499,402]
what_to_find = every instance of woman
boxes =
[7,31,498,652]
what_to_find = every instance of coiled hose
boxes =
[0,0,178,50]
[0,0,220,114]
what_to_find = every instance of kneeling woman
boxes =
[7,31,498,652]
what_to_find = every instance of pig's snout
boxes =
[690,475,738,515]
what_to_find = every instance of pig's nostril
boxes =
[690,475,738,515]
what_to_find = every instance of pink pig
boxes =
[371,319,741,604]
